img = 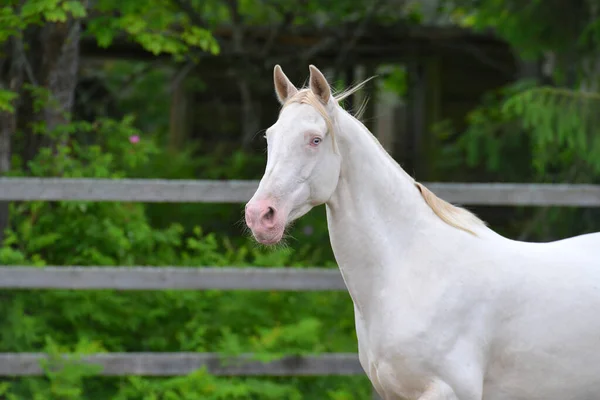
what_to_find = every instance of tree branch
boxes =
[225,0,244,53]
[333,0,389,76]
[257,0,316,58]
[260,9,294,58]
[15,35,38,86]
[80,60,161,110]
[299,36,339,65]
[171,0,209,28]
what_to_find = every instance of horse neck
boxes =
[325,109,451,312]
[326,108,434,240]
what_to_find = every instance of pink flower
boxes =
[129,135,140,144]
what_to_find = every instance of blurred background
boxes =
[0,0,599,398]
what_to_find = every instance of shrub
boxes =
[0,117,368,399]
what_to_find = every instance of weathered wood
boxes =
[0,266,346,290]
[0,178,599,206]
[428,183,600,207]
[0,178,258,203]
[0,352,363,376]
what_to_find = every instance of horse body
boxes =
[339,224,600,400]
[245,64,600,399]
[481,233,600,400]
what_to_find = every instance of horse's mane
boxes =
[281,80,487,236]
[414,182,486,236]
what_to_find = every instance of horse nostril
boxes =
[264,206,275,222]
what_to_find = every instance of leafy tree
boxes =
[432,0,600,240]
[0,0,220,244]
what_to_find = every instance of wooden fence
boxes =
[0,177,598,396]
[1,177,599,205]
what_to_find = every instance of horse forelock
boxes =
[279,77,374,140]
[281,90,334,131]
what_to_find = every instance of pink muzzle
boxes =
[245,198,285,245]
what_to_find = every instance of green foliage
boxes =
[441,0,600,172]
[87,0,219,57]
[187,0,423,28]
[93,61,174,136]
[502,86,600,175]
[113,372,304,400]
[430,77,600,241]
[0,89,18,113]
[444,0,595,62]
[378,64,408,96]
[444,80,537,180]
[434,78,600,181]
[1,0,87,37]
[430,0,600,241]
[0,113,368,398]
[0,0,220,110]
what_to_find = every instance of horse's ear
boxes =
[273,65,298,104]
[308,65,331,104]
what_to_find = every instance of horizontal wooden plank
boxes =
[427,182,600,207]
[0,352,363,376]
[0,178,599,206]
[0,178,258,203]
[0,266,347,290]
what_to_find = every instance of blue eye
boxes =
[311,137,322,146]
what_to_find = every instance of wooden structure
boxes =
[0,177,597,398]
[80,23,518,180]
[1,178,599,206]
[0,352,363,377]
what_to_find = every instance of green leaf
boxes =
[43,7,67,22]
[0,89,18,113]
[62,1,87,18]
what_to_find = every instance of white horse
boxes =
[244,64,600,400]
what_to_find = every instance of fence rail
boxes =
[0,176,596,399]
[0,266,346,290]
[1,177,599,206]
[0,352,362,376]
